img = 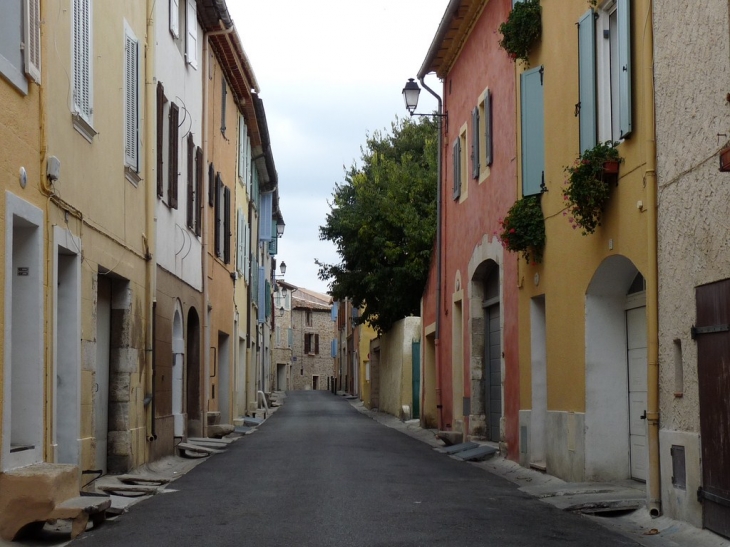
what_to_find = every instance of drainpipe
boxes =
[144,0,157,443]
[419,75,444,430]
[643,0,661,517]
[201,30,212,438]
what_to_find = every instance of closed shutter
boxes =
[238,116,246,183]
[244,222,250,284]
[259,193,273,241]
[471,107,480,178]
[214,173,221,256]
[72,0,92,122]
[237,209,244,274]
[168,103,179,208]
[224,186,231,264]
[169,0,179,38]
[578,9,597,152]
[124,30,139,170]
[268,221,278,255]
[304,334,310,354]
[246,138,252,196]
[195,146,203,235]
[24,0,41,83]
[208,162,215,206]
[252,167,259,210]
[331,301,339,322]
[185,0,197,68]
[520,66,545,196]
[265,280,271,319]
[186,133,195,228]
[331,339,337,358]
[617,0,632,138]
[485,89,493,166]
[156,82,165,196]
[257,267,265,323]
[288,328,293,348]
[452,139,461,200]
[315,334,320,355]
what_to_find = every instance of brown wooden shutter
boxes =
[195,147,203,236]
[223,185,231,264]
[187,133,195,229]
[156,82,165,197]
[214,173,221,257]
[208,162,215,206]
[315,334,319,355]
[304,334,310,354]
[168,102,179,209]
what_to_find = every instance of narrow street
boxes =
[73,392,638,547]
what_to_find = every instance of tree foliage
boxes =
[317,117,438,334]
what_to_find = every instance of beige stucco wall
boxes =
[654,0,730,527]
[374,317,421,419]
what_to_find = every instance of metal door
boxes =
[695,280,730,538]
[485,303,501,442]
[626,306,647,481]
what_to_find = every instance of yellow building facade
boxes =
[515,0,657,506]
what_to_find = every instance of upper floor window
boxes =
[72,0,94,138]
[453,124,468,202]
[0,0,41,95]
[578,0,632,150]
[185,0,198,68]
[305,309,312,327]
[478,89,493,179]
[124,24,139,173]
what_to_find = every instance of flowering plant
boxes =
[562,141,622,235]
[498,0,541,65]
[498,195,545,264]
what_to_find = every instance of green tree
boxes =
[317,117,438,334]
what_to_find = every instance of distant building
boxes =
[289,287,332,390]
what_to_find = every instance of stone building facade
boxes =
[290,288,333,391]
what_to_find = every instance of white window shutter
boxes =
[237,209,244,275]
[244,222,250,284]
[72,0,92,122]
[246,136,252,196]
[185,0,198,68]
[617,0,632,138]
[259,193,273,241]
[170,0,180,38]
[124,30,139,169]
[24,0,41,83]
[238,116,246,183]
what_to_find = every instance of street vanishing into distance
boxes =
[72,392,639,547]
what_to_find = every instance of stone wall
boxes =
[291,307,333,390]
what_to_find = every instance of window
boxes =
[238,115,248,186]
[478,89,493,178]
[214,173,223,257]
[0,0,40,94]
[223,186,231,264]
[453,125,467,201]
[185,0,198,68]
[169,0,180,38]
[471,107,480,179]
[521,66,545,196]
[304,333,319,355]
[168,102,179,208]
[452,138,461,200]
[221,78,227,134]
[72,0,93,137]
[305,310,312,327]
[24,0,41,84]
[124,25,139,172]
[259,193,273,242]
[186,133,195,229]
[156,82,166,196]
[580,0,632,145]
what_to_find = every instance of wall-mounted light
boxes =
[276,219,286,237]
[402,78,447,118]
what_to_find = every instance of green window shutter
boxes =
[618,0,632,138]
[485,89,493,166]
[578,9,597,152]
[520,66,545,197]
[452,139,461,200]
[265,280,271,319]
[471,107,480,178]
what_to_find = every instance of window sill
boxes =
[72,113,97,143]
[125,166,142,186]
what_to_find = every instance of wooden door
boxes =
[696,280,730,538]
[626,306,647,481]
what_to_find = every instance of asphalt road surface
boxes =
[74,391,639,546]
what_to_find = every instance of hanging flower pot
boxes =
[498,195,545,264]
[498,0,542,66]
[719,146,730,172]
[603,160,620,175]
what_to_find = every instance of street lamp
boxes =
[402,78,446,118]
[276,219,285,238]
[279,261,286,276]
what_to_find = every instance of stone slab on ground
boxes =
[435,441,478,455]
[451,445,498,462]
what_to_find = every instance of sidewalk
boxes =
[349,399,730,547]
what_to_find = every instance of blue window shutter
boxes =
[485,89,493,166]
[259,192,273,241]
[578,9,597,152]
[288,328,293,348]
[331,301,339,321]
[618,0,632,138]
[520,66,545,197]
[265,280,271,319]
[257,267,265,323]
[452,139,461,200]
[471,107,480,178]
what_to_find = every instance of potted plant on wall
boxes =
[498,0,542,65]
[562,140,623,235]
[499,195,546,264]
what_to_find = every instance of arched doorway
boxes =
[585,255,646,481]
[172,304,184,438]
[469,259,501,442]
[186,308,201,437]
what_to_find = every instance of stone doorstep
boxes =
[116,474,172,486]
[188,436,233,446]
[176,442,222,457]
[50,494,111,539]
[434,441,478,455]
[97,484,162,495]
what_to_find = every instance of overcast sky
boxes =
[230,1,447,294]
